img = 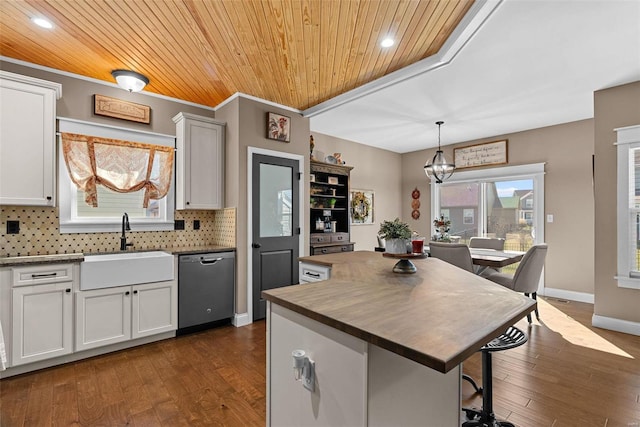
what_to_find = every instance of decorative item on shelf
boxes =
[111,69,149,92]
[432,214,452,242]
[267,112,290,142]
[310,173,316,183]
[325,155,338,164]
[327,176,339,185]
[350,190,374,225]
[379,218,412,254]
[310,135,315,159]
[424,121,455,184]
[333,153,343,164]
[329,198,337,208]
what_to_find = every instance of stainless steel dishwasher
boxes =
[178,251,235,332]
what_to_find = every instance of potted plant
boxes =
[379,218,412,254]
[329,198,337,208]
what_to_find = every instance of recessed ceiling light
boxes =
[380,38,394,48]
[32,17,53,29]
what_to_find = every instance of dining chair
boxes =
[428,241,474,273]
[481,244,548,323]
[469,237,505,251]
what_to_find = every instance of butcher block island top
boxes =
[263,250,535,373]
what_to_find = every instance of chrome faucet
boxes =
[120,212,133,251]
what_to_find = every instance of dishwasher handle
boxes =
[200,257,224,265]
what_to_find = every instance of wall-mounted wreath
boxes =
[350,190,374,225]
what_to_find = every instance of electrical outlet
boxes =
[174,219,185,230]
[6,220,19,234]
[193,220,200,230]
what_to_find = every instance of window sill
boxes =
[615,276,640,290]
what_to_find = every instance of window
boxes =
[616,124,640,289]
[432,163,545,252]
[58,118,175,233]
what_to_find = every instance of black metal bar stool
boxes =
[463,326,528,427]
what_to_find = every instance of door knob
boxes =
[252,243,261,248]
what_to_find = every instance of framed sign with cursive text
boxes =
[454,139,508,169]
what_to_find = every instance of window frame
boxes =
[58,117,176,234]
[615,124,640,289]
[431,162,545,243]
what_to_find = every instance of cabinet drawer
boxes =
[299,262,331,283]
[331,233,349,243]
[312,244,354,255]
[12,264,74,287]
[310,234,331,244]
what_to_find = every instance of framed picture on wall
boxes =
[267,112,291,142]
[350,189,374,225]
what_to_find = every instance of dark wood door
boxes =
[252,154,300,320]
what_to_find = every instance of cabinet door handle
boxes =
[46,196,52,200]
[252,243,261,249]
[305,272,321,278]
[65,288,71,293]
[31,272,57,278]
[125,291,130,295]
[321,249,328,254]
[186,201,190,205]
[133,290,138,294]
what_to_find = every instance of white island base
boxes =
[267,303,461,426]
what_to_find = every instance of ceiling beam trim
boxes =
[302,0,503,118]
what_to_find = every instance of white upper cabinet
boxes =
[0,71,61,206]
[173,112,225,210]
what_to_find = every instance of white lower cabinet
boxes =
[76,280,177,351]
[12,282,73,366]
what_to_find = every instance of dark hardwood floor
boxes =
[1,297,639,426]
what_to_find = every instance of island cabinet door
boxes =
[267,303,368,427]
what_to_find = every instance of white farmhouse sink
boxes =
[80,251,174,290]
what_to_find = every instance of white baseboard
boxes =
[592,314,640,336]
[233,312,251,327]
[542,287,594,304]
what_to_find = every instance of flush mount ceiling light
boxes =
[111,70,149,92]
[424,121,455,184]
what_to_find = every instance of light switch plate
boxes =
[547,214,554,223]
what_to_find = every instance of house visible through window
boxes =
[432,163,544,252]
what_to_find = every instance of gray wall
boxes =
[1,61,214,135]
[594,81,640,324]
[401,119,596,296]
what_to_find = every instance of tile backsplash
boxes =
[0,206,236,257]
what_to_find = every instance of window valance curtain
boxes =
[61,132,174,208]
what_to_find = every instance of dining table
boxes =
[468,248,525,269]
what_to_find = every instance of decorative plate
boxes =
[411,209,420,220]
[411,188,420,199]
[411,199,420,210]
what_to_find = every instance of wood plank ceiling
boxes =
[0,0,474,110]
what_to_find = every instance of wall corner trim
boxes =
[592,314,640,336]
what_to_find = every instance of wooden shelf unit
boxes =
[309,160,354,255]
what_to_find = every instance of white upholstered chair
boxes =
[428,241,474,273]
[481,244,548,323]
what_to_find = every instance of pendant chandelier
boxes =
[424,121,455,184]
